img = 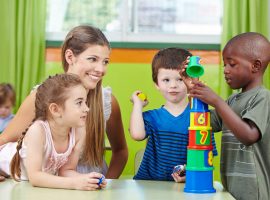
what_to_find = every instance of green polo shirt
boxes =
[211,86,270,200]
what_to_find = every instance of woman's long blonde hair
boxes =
[61,25,110,167]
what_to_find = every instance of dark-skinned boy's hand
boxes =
[188,80,222,107]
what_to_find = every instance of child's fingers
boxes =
[84,184,100,191]
[171,173,178,182]
[184,56,190,64]
[86,178,106,190]
[171,173,183,183]
[171,173,186,183]
[142,100,149,107]
[99,181,107,189]
[180,68,188,77]
[134,90,142,98]
[0,175,5,182]
[88,172,103,179]
[130,90,145,103]
[181,56,190,70]
[178,175,186,183]
[75,175,105,191]
[100,179,107,185]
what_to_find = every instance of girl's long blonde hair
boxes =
[61,25,110,167]
[10,74,82,180]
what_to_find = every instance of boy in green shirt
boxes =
[183,32,270,200]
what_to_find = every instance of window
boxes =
[46,0,223,45]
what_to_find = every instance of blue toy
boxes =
[98,175,105,185]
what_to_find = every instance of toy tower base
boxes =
[184,170,216,193]
[184,97,216,194]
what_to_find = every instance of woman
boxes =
[0,25,128,181]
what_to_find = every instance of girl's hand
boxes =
[74,172,107,191]
[98,175,107,189]
[130,90,148,107]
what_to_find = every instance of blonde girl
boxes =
[0,74,106,190]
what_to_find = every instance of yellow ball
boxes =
[137,93,147,101]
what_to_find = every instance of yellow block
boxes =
[190,112,210,127]
[137,93,147,101]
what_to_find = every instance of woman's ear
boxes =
[48,103,62,118]
[65,49,75,66]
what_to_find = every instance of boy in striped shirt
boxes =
[129,48,217,181]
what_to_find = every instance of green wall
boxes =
[46,62,222,181]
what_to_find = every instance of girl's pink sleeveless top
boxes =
[20,120,76,180]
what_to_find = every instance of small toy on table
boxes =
[173,164,186,177]
[98,175,105,186]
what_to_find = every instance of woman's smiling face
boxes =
[67,45,111,90]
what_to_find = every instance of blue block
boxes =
[184,170,216,193]
[191,98,209,112]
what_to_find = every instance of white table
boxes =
[0,179,235,200]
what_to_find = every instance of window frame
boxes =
[46,0,223,50]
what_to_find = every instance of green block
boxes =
[186,149,214,171]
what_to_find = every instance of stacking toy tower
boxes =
[184,56,216,193]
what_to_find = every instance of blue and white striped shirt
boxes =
[134,105,217,181]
